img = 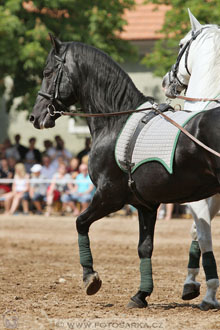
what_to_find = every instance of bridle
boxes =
[170,27,208,93]
[38,47,70,117]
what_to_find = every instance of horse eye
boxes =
[43,70,53,78]
[179,43,183,49]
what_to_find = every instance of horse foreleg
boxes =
[184,197,220,310]
[127,205,158,309]
[76,189,124,296]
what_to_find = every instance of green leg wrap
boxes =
[202,251,218,281]
[78,233,93,268]
[139,258,153,293]
[188,240,201,269]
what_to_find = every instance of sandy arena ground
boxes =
[0,213,220,330]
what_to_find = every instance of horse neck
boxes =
[74,48,148,136]
[184,34,220,111]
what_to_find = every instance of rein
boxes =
[58,103,220,159]
[175,95,220,102]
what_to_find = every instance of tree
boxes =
[0,0,136,111]
[142,0,220,77]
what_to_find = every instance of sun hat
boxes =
[31,164,42,173]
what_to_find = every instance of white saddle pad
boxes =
[115,106,203,174]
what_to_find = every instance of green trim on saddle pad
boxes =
[115,109,205,175]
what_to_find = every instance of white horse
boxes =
[163,9,220,310]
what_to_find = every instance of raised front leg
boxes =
[76,189,125,296]
[183,197,220,310]
[127,205,158,309]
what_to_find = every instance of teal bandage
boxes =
[78,233,93,268]
[202,251,218,281]
[139,258,153,293]
[188,240,201,269]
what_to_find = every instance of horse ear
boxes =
[49,33,62,53]
[188,8,202,31]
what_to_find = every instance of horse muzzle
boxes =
[29,110,56,129]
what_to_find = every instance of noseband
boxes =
[170,27,208,91]
[38,48,69,116]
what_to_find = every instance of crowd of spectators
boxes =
[0,134,93,216]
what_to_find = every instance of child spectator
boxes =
[45,162,73,216]
[3,163,29,215]
[29,164,47,215]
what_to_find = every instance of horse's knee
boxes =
[190,222,197,240]
[76,216,89,235]
[138,240,153,259]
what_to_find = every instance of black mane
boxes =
[69,42,153,114]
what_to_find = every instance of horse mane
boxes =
[195,25,220,95]
[69,42,152,113]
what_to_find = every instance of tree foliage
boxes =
[142,0,220,76]
[0,0,136,110]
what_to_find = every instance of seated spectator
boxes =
[4,138,20,161]
[45,162,73,216]
[67,157,80,179]
[3,163,29,215]
[0,158,13,194]
[14,134,28,161]
[41,155,56,179]
[29,164,47,215]
[42,139,55,157]
[77,137,91,164]
[47,137,72,170]
[0,143,6,160]
[7,157,16,175]
[62,163,94,216]
[24,137,41,173]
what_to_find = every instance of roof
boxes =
[120,1,170,40]
[23,1,169,41]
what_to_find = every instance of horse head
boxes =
[30,34,78,129]
[162,9,218,99]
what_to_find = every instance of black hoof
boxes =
[84,272,102,295]
[127,291,149,309]
[199,300,220,311]
[182,283,200,301]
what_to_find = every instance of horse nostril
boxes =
[29,115,35,122]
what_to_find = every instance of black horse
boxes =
[30,35,220,309]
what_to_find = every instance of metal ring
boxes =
[47,104,56,117]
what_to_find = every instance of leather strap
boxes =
[175,95,220,102]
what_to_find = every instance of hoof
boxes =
[84,272,102,296]
[199,300,220,311]
[127,297,148,309]
[182,283,200,300]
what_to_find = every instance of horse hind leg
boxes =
[187,198,220,310]
[182,223,201,300]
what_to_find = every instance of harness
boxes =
[170,27,208,91]
[38,47,69,116]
